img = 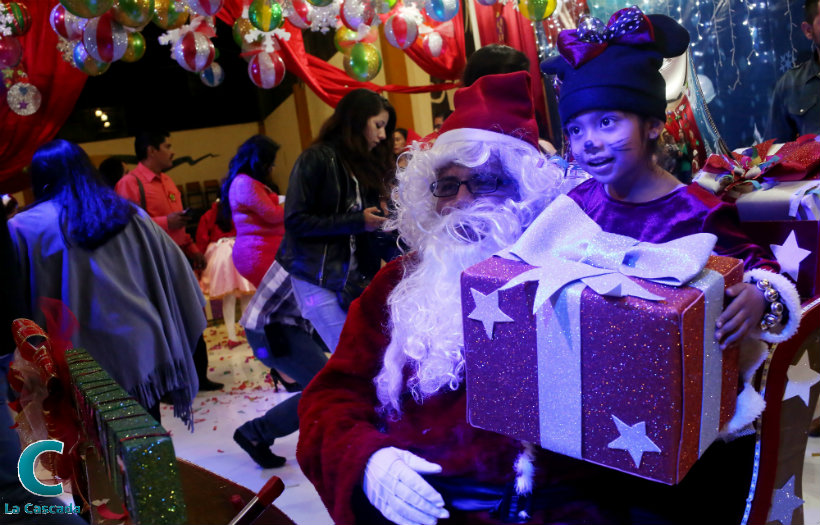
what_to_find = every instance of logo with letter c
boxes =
[17,440,64,497]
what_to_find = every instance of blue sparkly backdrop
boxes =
[583,0,813,149]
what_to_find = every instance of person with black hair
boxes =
[461,43,531,87]
[276,88,396,352]
[766,0,820,141]
[8,139,206,426]
[98,156,128,188]
[115,131,205,270]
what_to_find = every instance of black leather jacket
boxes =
[276,143,382,292]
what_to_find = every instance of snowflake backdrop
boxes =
[589,0,811,149]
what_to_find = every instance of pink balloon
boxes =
[0,36,23,69]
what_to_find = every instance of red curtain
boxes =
[0,1,87,194]
[473,1,548,137]
[218,0,460,107]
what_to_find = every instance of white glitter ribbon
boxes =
[731,180,820,221]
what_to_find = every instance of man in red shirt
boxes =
[115,131,205,269]
[116,131,221,391]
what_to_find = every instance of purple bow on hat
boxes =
[558,6,655,68]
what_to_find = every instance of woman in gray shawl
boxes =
[8,139,205,427]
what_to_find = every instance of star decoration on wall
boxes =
[770,231,811,281]
[467,288,513,340]
[768,476,804,525]
[607,415,661,468]
[782,351,820,406]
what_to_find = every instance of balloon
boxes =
[73,41,110,75]
[424,0,458,23]
[423,31,444,58]
[475,0,497,5]
[0,35,22,69]
[50,4,86,40]
[153,0,189,30]
[59,0,114,19]
[305,0,333,7]
[285,0,312,29]
[121,31,146,62]
[340,0,375,31]
[233,17,260,47]
[83,12,128,63]
[384,13,418,50]
[187,0,224,16]
[240,37,266,61]
[6,82,41,116]
[112,0,155,28]
[344,42,380,82]
[249,0,283,32]
[5,3,32,36]
[517,0,556,22]
[334,26,358,54]
[248,51,286,89]
[200,62,225,86]
[173,30,215,72]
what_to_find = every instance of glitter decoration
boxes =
[121,31,147,63]
[59,0,115,19]
[308,0,342,33]
[424,0,459,23]
[7,82,41,116]
[0,4,13,37]
[112,0,156,28]
[200,61,224,86]
[283,0,312,29]
[767,476,804,525]
[467,288,513,339]
[173,30,215,72]
[343,41,380,81]
[248,50,285,88]
[249,0,284,32]
[153,0,190,30]
[50,3,87,40]
[770,231,811,281]
[782,351,820,406]
[384,11,419,50]
[83,12,128,63]
[5,3,31,37]
[340,0,375,31]
[606,415,662,468]
[187,0,224,16]
[73,40,111,76]
[56,36,75,64]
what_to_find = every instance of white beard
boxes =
[375,198,527,415]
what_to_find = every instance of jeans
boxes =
[290,276,348,353]
[238,324,329,446]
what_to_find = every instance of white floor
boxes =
[165,322,820,525]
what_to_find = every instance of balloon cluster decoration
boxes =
[0,2,30,68]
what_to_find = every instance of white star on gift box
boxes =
[607,415,661,468]
[771,231,811,281]
[768,476,804,525]
[782,351,820,406]
[467,288,513,340]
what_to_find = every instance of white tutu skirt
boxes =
[200,237,256,298]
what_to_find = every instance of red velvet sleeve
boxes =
[701,199,780,273]
[296,258,407,525]
[195,205,217,254]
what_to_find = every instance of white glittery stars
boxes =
[467,288,513,340]
[607,415,661,468]
[782,351,820,406]
[770,231,811,281]
[767,476,804,525]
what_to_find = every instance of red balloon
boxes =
[0,35,22,69]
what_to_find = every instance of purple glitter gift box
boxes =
[462,255,742,485]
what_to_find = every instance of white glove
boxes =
[363,446,450,525]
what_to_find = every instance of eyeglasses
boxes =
[429,174,510,198]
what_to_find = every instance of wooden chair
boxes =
[203,179,221,205]
[185,181,205,210]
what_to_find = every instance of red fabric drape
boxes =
[0,1,87,194]
[473,1,548,137]
[217,0,459,107]
[403,13,466,81]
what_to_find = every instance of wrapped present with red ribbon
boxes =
[695,134,820,298]
[462,196,742,484]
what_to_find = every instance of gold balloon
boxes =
[113,0,155,28]
[153,0,189,30]
[59,0,114,19]
[73,41,110,76]
[233,17,261,48]
[121,31,146,62]
[517,0,556,21]
[344,42,381,82]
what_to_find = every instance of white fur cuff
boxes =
[743,269,802,343]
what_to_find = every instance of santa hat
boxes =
[541,7,690,126]
[436,70,540,151]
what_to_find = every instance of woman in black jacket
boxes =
[276,89,396,352]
